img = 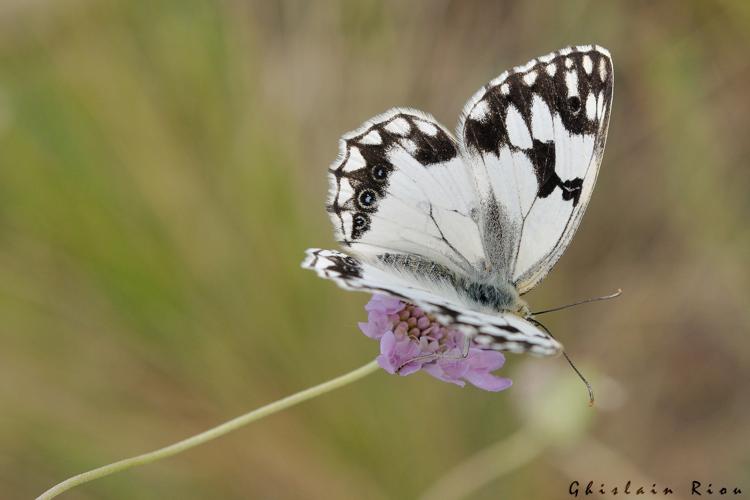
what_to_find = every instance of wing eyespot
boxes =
[356,189,378,210]
[567,95,581,113]
[351,213,371,239]
[352,213,368,227]
[371,165,389,181]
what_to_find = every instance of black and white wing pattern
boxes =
[458,45,613,293]
[327,109,485,277]
[303,249,562,356]
[304,45,614,357]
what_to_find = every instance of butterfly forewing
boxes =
[458,45,613,293]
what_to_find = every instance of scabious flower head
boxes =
[358,294,512,392]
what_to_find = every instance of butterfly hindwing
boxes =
[328,109,485,277]
[302,248,562,356]
[457,45,613,293]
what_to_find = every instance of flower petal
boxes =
[365,294,405,315]
[376,330,425,375]
[359,320,384,339]
[464,372,513,392]
[466,348,506,372]
[463,349,512,392]
[423,363,466,387]
[435,355,471,380]
[376,331,399,374]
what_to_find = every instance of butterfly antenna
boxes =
[531,288,622,316]
[528,318,595,407]
[562,350,595,407]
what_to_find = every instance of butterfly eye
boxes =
[357,189,377,208]
[568,96,581,113]
[371,165,388,181]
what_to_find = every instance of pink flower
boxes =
[358,295,404,339]
[357,294,512,392]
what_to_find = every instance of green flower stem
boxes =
[37,360,381,500]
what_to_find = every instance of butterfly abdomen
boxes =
[377,253,458,284]
[376,252,523,313]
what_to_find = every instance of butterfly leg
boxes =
[460,333,470,357]
[396,352,440,373]
[436,334,471,360]
[395,333,472,372]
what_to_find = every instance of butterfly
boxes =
[303,45,613,357]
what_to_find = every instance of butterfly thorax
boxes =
[463,280,528,316]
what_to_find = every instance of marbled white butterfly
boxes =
[303,45,613,357]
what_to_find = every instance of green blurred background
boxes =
[1,1,749,498]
